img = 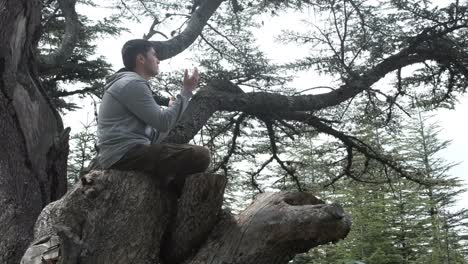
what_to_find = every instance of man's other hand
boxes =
[183,67,199,92]
[168,96,176,107]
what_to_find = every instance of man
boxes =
[96,39,210,188]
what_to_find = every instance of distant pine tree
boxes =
[67,120,97,186]
[398,109,468,263]
[289,105,468,263]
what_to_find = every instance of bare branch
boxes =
[324,172,346,188]
[206,113,238,146]
[199,33,239,62]
[292,86,337,95]
[249,156,274,193]
[265,120,304,191]
[211,113,247,173]
[119,0,141,22]
[143,18,168,40]
[205,22,244,54]
[275,119,297,140]
[52,87,95,97]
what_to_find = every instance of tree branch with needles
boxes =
[274,112,439,186]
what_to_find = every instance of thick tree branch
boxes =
[40,0,80,68]
[164,42,463,144]
[164,79,244,143]
[167,30,467,144]
[209,48,456,114]
[161,173,227,263]
[151,0,225,60]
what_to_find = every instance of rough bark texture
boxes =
[30,170,171,263]
[0,0,68,262]
[161,172,227,263]
[165,79,244,144]
[22,170,351,264]
[23,170,227,263]
[187,193,350,264]
[152,0,224,61]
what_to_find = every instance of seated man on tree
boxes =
[95,39,210,190]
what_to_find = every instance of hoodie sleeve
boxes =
[109,79,191,133]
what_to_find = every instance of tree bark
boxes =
[0,0,69,262]
[151,0,225,61]
[21,170,351,263]
[187,192,351,264]
[22,170,227,263]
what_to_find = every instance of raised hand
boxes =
[183,67,199,92]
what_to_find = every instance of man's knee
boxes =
[191,145,211,171]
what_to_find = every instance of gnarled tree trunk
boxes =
[21,170,351,263]
[0,0,69,262]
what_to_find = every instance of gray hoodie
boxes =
[96,71,192,169]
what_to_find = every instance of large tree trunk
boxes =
[21,170,351,263]
[0,0,69,262]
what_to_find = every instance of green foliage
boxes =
[40,0,126,111]
[67,120,97,187]
[287,107,468,263]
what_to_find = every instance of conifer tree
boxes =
[67,119,97,186]
[288,104,468,263]
[399,109,468,263]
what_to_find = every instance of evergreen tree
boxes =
[288,105,468,263]
[40,0,125,111]
[399,109,468,263]
[67,119,97,186]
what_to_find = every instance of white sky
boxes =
[65,2,467,209]
[435,95,468,209]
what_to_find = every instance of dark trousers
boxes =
[110,143,210,187]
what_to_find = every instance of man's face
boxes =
[142,47,160,76]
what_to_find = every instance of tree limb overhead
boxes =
[151,0,225,60]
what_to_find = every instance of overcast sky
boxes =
[65,2,467,208]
